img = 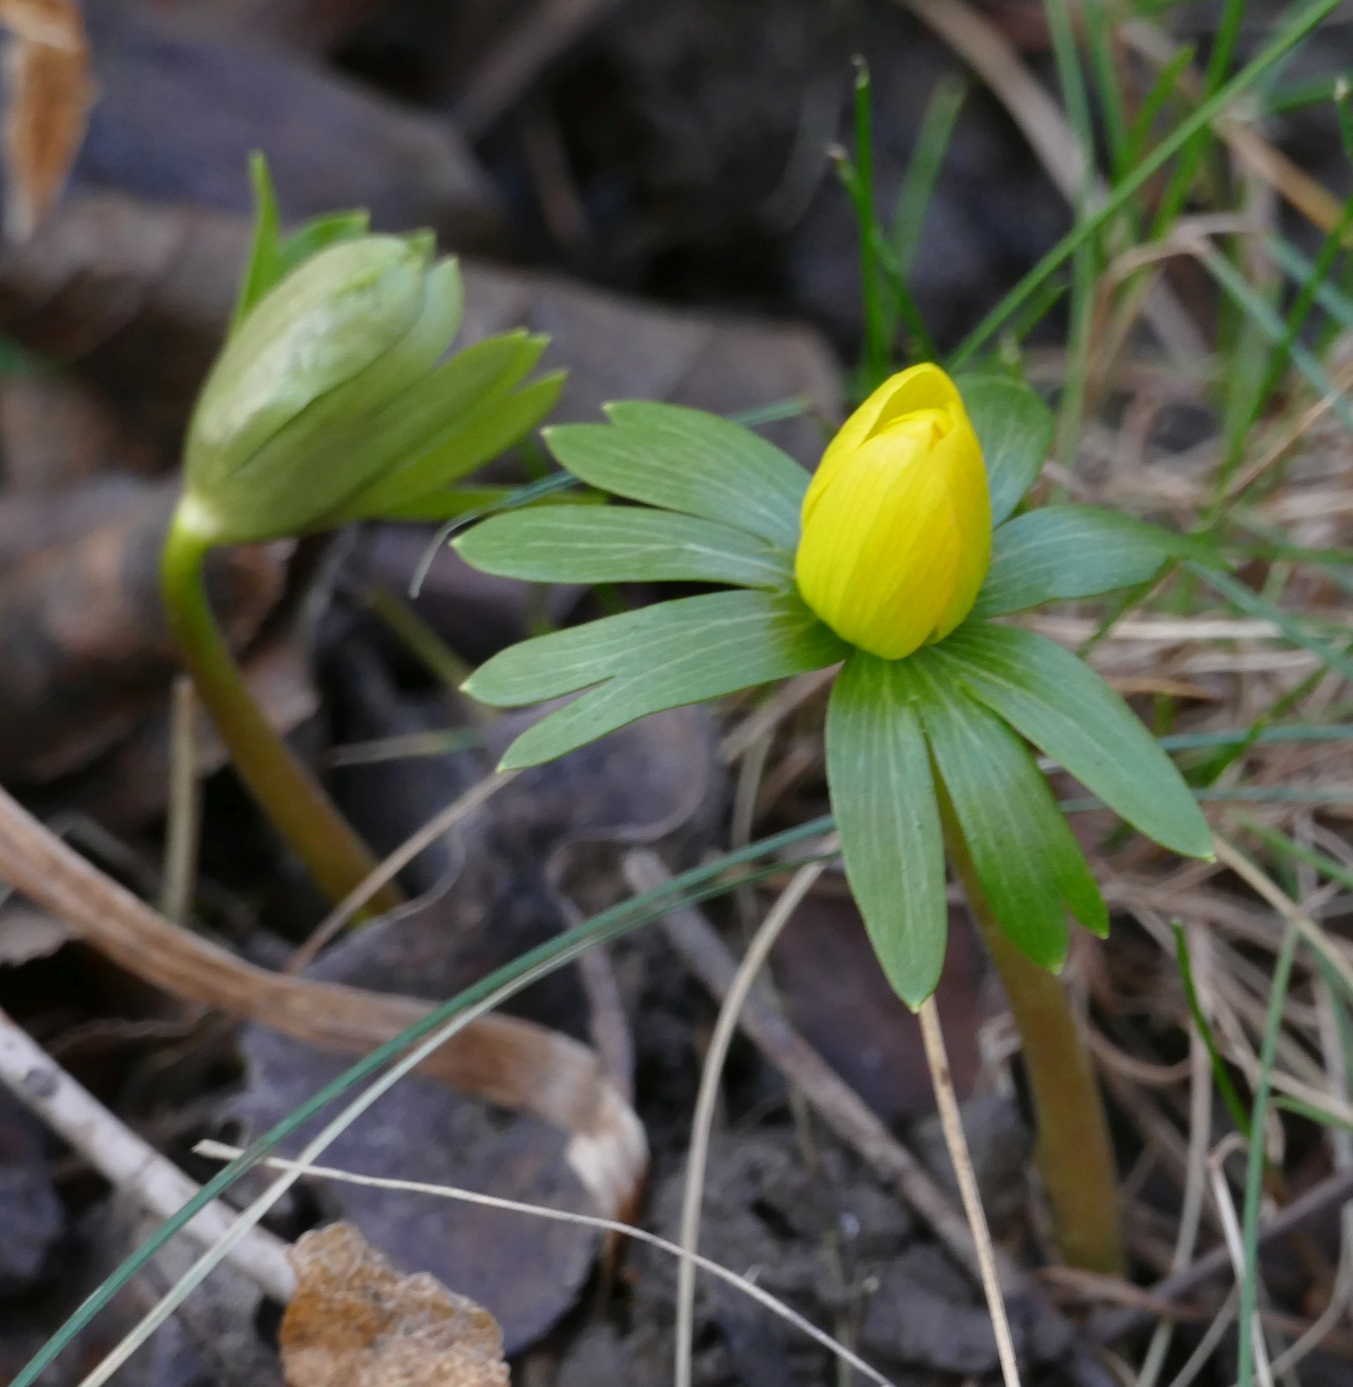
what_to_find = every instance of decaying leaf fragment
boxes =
[0,0,94,241]
[281,1223,510,1387]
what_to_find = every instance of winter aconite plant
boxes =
[456,363,1216,1272]
[161,160,562,909]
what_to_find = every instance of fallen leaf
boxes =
[0,903,69,965]
[281,1223,509,1387]
[0,0,93,241]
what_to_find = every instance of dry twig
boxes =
[0,1007,295,1301]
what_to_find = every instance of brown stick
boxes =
[0,785,644,1215]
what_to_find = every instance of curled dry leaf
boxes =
[281,1224,509,1387]
[0,0,93,242]
[0,777,647,1224]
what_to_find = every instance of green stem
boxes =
[944,808,1126,1274]
[160,509,402,916]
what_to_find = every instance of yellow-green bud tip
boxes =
[794,364,991,660]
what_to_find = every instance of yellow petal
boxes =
[806,363,965,524]
[795,364,990,660]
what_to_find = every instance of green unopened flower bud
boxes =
[179,231,463,544]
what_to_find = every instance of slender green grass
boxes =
[1044,0,1099,467]
[892,76,967,278]
[1174,922,1253,1135]
[950,0,1347,367]
[1151,0,1248,236]
[1197,246,1353,433]
[1119,45,1196,183]
[1239,814,1353,894]
[835,63,937,376]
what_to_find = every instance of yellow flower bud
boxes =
[794,364,991,660]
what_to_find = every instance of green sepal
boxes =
[826,652,948,1010]
[932,622,1214,859]
[973,505,1194,617]
[454,506,794,589]
[544,402,808,549]
[907,655,1108,966]
[232,153,369,333]
[325,335,562,523]
[956,374,1054,525]
[188,240,461,542]
[474,589,848,769]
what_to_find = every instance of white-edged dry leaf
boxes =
[0,0,93,241]
[281,1223,510,1387]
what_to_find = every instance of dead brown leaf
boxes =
[0,0,93,242]
[0,773,647,1221]
[281,1223,509,1387]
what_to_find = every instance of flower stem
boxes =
[942,806,1125,1274]
[159,510,403,917]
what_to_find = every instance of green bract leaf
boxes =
[956,374,1054,525]
[545,401,808,549]
[473,589,847,769]
[907,656,1107,968]
[330,348,563,522]
[973,505,1188,617]
[826,652,947,1010]
[934,623,1214,859]
[232,154,369,333]
[454,506,794,589]
[185,238,465,543]
[233,154,284,332]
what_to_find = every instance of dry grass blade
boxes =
[160,674,201,926]
[1208,1136,1276,1387]
[918,996,1023,1387]
[195,1141,900,1387]
[1119,21,1349,239]
[674,849,832,1387]
[624,848,1013,1287]
[0,0,92,242]
[0,784,646,1217]
[285,770,520,972]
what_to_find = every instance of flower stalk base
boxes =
[943,805,1125,1274]
[160,516,403,919]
